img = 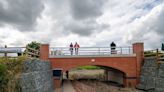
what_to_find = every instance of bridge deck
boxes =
[49,54,136,58]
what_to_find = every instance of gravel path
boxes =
[63,80,76,92]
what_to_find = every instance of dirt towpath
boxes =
[63,80,76,92]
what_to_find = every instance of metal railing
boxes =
[144,49,164,63]
[0,46,40,58]
[0,47,25,57]
[49,46,133,56]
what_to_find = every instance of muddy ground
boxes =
[68,70,144,92]
[72,80,144,92]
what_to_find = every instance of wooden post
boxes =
[156,49,159,63]
[4,45,7,57]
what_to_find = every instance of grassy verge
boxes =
[76,66,102,70]
[0,56,28,92]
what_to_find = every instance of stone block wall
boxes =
[19,59,54,92]
[138,57,164,92]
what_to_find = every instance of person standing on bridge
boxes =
[110,42,116,54]
[69,43,73,55]
[74,42,80,55]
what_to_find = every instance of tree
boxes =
[26,41,41,50]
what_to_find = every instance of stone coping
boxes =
[49,54,136,58]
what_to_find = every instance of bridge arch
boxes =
[50,56,138,87]
[68,65,126,85]
[50,57,137,77]
[64,64,126,75]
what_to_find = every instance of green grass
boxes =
[144,51,164,57]
[77,66,102,70]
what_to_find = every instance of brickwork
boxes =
[53,78,62,88]
[40,44,49,60]
[133,42,144,84]
[39,42,144,87]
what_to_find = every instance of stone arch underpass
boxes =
[39,42,144,88]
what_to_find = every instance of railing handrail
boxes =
[50,46,132,48]
[0,46,39,58]
[144,49,164,64]
[49,46,133,56]
[0,46,41,48]
[0,47,25,53]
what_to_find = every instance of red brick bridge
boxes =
[39,43,144,87]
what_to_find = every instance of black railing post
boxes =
[4,45,7,58]
[156,49,159,62]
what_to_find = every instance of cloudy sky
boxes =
[0,0,164,49]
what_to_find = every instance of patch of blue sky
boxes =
[143,0,163,10]
[129,0,163,23]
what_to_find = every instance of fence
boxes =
[49,46,133,56]
[0,46,40,58]
[25,46,40,58]
[144,49,164,63]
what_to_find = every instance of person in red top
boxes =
[74,42,80,55]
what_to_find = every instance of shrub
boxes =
[0,56,28,92]
[0,64,8,92]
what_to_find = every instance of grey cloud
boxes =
[152,10,164,35]
[45,0,109,37]
[0,39,3,45]
[10,40,25,46]
[0,0,44,31]
[64,19,110,36]
[125,4,164,49]
[142,4,164,35]
[70,0,106,20]
[64,21,95,36]
[140,4,164,35]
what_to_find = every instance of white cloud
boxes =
[0,0,164,50]
[0,25,27,46]
[124,3,164,49]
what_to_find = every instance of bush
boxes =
[0,64,8,92]
[0,56,28,92]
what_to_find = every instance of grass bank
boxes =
[76,66,102,70]
[0,56,28,92]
